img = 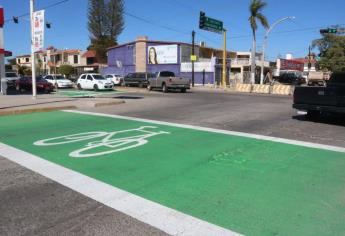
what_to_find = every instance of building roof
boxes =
[16,54,31,58]
[82,50,96,58]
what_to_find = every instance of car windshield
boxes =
[6,72,17,77]
[93,75,106,80]
[55,76,65,80]
[160,71,175,77]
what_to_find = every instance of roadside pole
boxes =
[222,29,227,88]
[191,30,195,87]
[0,7,5,95]
[30,0,37,98]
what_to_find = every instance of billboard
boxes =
[148,45,178,64]
[279,59,304,72]
[33,10,45,52]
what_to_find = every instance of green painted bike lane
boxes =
[0,111,345,236]
[54,89,125,97]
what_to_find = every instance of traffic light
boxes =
[46,22,51,29]
[13,16,18,24]
[199,11,205,29]
[320,28,337,34]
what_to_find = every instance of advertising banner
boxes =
[279,59,304,72]
[148,45,178,64]
[33,10,45,52]
[180,61,214,72]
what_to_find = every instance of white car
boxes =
[77,73,113,91]
[44,75,73,88]
[4,72,20,88]
[105,74,123,86]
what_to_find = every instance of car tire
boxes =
[77,84,82,90]
[94,84,99,91]
[181,88,186,93]
[162,83,168,93]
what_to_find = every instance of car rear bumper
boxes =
[293,103,345,114]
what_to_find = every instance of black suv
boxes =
[277,73,306,85]
[123,72,155,87]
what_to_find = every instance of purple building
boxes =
[102,36,235,85]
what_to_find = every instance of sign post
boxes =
[199,12,227,88]
[0,7,5,95]
[30,0,44,98]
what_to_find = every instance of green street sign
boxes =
[199,11,223,33]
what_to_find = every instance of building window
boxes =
[43,56,46,62]
[74,55,78,64]
[17,59,20,64]
[25,58,29,63]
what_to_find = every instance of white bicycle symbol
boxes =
[34,126,170,158]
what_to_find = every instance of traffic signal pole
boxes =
[192,30,195,87]
[30,0,37,98]
[222,29,227,88]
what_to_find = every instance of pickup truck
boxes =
[147,71,190,93]
[293,72,345,118]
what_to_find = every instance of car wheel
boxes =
[77,83,82,90]
[94,84,99,91]
[162,83,168,93]
[181,88,186,93]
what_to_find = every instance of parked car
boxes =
[44,74,73,88]
[293,72,345,118]
[147,71,190,93]
[15,76,55,93]
[277,73,306,85]
[4,71,20,89]
[123,72,155,87]
[105,74,124,86]
[77,73,113,91]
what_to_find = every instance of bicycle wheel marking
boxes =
[34,126,170,158]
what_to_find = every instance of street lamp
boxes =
[260,16,295,85]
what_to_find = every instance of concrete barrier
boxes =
[252,84,270,94]
[235,84,252,93]
[271,85,293,95]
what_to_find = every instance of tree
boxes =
[249,0,269,84]
[312,34,345,72]
[58,65,75,77]
[87,0,124,63]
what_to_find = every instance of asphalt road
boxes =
[1,89,344,236]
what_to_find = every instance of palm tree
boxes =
[249,0,269,84]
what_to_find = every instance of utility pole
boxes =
[308,45,311,75]
[192,30,195,87]
[30,0,37,98]
[222,29,227,88]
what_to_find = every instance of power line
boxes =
[124,11,189,35]
[4,0,71,23]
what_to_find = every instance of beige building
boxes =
[14,47,101,76]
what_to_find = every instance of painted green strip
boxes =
[0,111,344,236]
[54,89,125,97]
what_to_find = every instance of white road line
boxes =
[0,143,241,236]
[64,110,345,153]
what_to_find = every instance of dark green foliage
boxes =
[87,0,124,63]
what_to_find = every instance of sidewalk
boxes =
[0,93,125,116]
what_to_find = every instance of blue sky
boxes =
[1,0,345,61]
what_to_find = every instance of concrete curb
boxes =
[93,100,125,107]
[0,106,77,116]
